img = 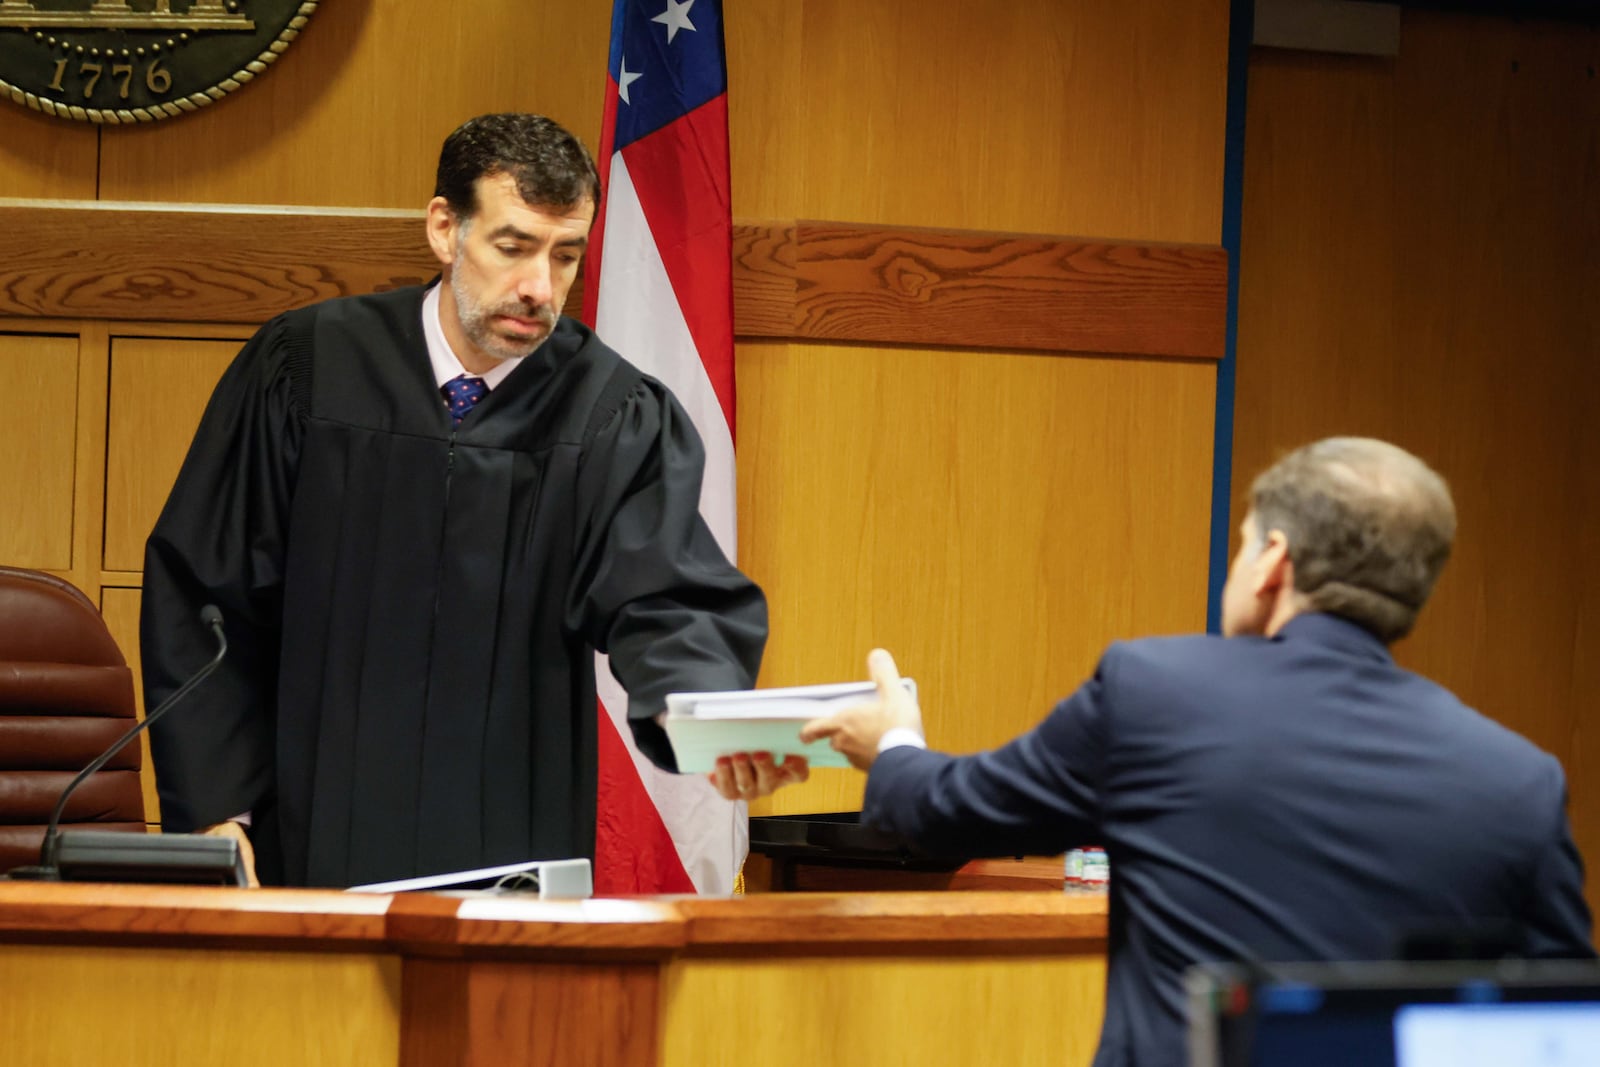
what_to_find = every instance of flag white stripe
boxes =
[594,154,737,556]
[592,151,746,895]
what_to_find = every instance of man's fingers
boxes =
[867,647,902,698]
[799,717,841,744]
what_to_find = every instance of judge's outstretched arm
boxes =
[569,380,768,772]
[140,316,305,832]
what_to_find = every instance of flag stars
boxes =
[651,0,697,43]
[617,53,644,104]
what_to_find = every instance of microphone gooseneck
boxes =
[28,605,228,876]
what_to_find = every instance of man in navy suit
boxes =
[729,437,1594,1067]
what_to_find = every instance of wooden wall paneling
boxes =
[0,944,400,1066]
[658,954,1106,1067]
[788,222,1227,360]
[738,341,1216,816]
[0,201,439,323]
[723,1,803,223]
[1387,20,1599,920]
[104,336,242,571]
[0,205,1227,361]
[1576,339,1600,929]
[0,105,98,199]
[1232,49,1398,495]
[66,322,111,598]
[728,0,1230,243]
[1571,27,1600,933]
[0,332,80,571]
[100,588,155,827]
[1235,16,1600,912]
[97,0,611,208]
[1389,19,1592,757]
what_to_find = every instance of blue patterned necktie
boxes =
[441,374,489,427]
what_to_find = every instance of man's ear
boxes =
[1252,529,1293,600]
[425,196,458,268]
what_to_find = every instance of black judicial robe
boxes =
[140,285,767,887]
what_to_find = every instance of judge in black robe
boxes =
[140,284,767,887]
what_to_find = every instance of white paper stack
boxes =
[663,679,917,773]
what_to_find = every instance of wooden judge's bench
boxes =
[0,874,1107,1066]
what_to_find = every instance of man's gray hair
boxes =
[1249,437,1456,643]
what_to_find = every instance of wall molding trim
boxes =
[0,200,1225,360]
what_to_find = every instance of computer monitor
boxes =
[1187,959,1600,1067]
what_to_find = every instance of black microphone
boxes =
[7,604,243,884]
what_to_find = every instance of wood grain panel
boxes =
[674,892,1106,950]
[93,0,1229,240]
[1235,18,1600,913]
[402,959,658,1067]
[738,341,1217,817]
[0,104,97,199]
[0,333,79,570]
[729,220,796,339]
[0,881,1111,952]
[0,883,391,944]
[100,587,156,827]
[748,855,1070,894]
[1573,26,1600,938]
[98,0,610,207]
[104,336,244,571]
[0,204,1227,359]
[0,944,399,1066]
[728,0,1230,243]
[660,953,1106,1067]
[0,201,438,323]
[791,222,1226,360]
[62,324,112,603]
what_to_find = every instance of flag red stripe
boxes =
[615,95,736,433]
[593,701,695,895]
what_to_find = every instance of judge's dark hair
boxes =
[1250,437,1456,644]
[434,113,600,219]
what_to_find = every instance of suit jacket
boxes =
[862,613,1594,1067]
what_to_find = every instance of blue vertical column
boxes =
[1205,0,1255,632]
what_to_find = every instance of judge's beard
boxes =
[450,266,558,364]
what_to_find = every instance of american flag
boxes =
[582,0,744,895]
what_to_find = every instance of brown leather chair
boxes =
[0,566,145,873]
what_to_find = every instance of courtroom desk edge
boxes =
[674,891,1109,955]
[0,883,1109,960]
[386,892,688,962]
[759,855,1069,893]
[0,881,392,951]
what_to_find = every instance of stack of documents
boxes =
[663,679,917,773]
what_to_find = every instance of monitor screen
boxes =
[1187,960,1600,1067]
[1395,1001,1600,1067]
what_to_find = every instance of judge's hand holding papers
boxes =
[706,750,811,802]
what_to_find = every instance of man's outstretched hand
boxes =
[799,648,923,771]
